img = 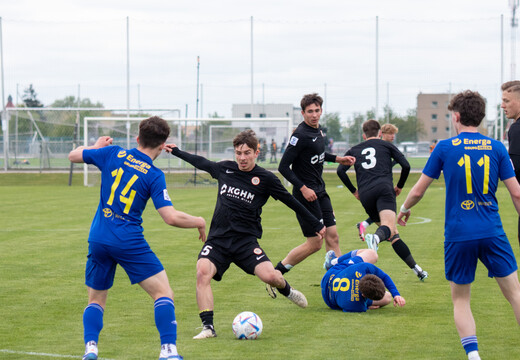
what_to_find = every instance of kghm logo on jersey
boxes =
[117,150,127,158]
[461,200,474,210]
[452,138,462,146]
[220,184,255,203]
[103,208,113,218]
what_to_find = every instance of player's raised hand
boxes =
[315,225,326,240]
[393,295,406,307]
[94,136,113,148]
[336,155,356,166]
[163,143,178,153]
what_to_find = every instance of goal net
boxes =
[83,116,292,187]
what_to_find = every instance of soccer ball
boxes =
[232,311,263,340]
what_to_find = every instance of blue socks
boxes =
[83,303,104,344]
[154,297,177,345]
[461,335,478,354]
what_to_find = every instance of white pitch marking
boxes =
[403,216,432,225]
[0,349,115,360]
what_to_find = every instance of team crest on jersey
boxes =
[103,208,113,218]
[461,200,474,210]
[117,150,127,158]
[452,138,461,146]
[254,248,263,255]
[251,176,260,185]
[289,136,299,146]
[355,271,362,278]
[163,189,171,201]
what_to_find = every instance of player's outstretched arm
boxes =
[157,206,207,242]
[335,155,355,166]
[397,174,434,226]
[503,177,520,216]
[68,136,113,163]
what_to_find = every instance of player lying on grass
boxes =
[69,116,206,360]
[398,90,520,360]
[321,248,405,312]
[166,129,325,340]
[337,119,428,281]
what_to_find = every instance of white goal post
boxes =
[83,116,293,186]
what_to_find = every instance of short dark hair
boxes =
[300,93,323,111]
[138,116,170,148]
[501,80,520,93]
[359,274,385,301]
[447,90,486,127]
[233,129,258,151]
[362,119,381,138]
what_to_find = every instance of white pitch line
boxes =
[0,349,115,360]
[404,216,432,225]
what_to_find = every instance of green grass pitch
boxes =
[1,172,519,359]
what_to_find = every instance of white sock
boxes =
[160,344,178,357]
[373,234,380,244]
[413,265,423,275]
[467,350,480,360]
[85,341,98,355]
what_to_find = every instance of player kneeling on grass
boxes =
[69,116,206,360]
[321,249,405,312]
[166,129,326,340]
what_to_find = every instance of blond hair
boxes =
[381,123,398,134]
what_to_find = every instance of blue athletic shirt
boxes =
[82,146,172,248]
[321,261,400,312]
[422,132,515,242]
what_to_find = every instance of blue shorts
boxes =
[85,242,164,290]
[444,235,518,285]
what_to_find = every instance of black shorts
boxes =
[198,234,271,281]
[359,183,396,223]
[293,190,334,237]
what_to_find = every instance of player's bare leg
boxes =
[324,225,341,257]
[495,272,520,324]
[451,282,480,359]
[193,258,217,339]
[256,262,307,308]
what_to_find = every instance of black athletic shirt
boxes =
[508,119,520,156]
[171,147,323,239]
[337,139,410,194]
[278,121,336,195]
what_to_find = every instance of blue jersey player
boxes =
[69,116,206,360]
[321,249,406,312]
[398,90,520,360]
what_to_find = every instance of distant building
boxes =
[232,103,301,126]
[416,93,487,143]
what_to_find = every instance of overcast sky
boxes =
[0,1,517,123]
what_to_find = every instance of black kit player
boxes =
[336,119,428,281]
[271,93,355,284]
[166,129,325,339]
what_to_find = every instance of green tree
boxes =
[345,109,375,145]
[389,108,424,142]
[23,84,43,107]
[51,96,103,108]
[322,112,343,141]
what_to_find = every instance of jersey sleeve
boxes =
[268,173,324,232]
[390,145,410,189]
[150,172,173,209]
[278,140,305,190]
[171,147,220,178]
[336,149,356,193]
[497,142,516,181]
[422,141,445,179]
[82,146,118,170]
[366,264,400,298]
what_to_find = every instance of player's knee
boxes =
[308,237,324,253]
